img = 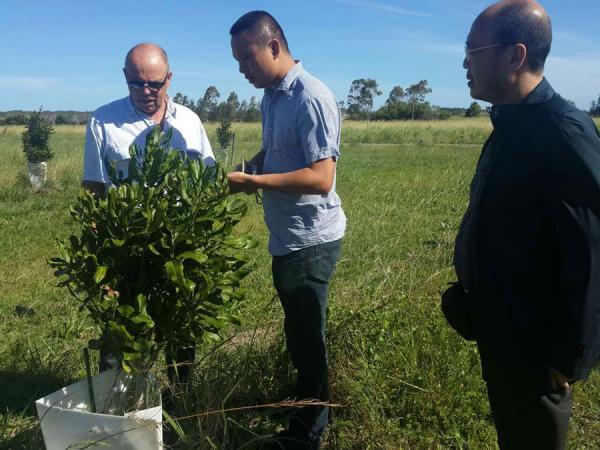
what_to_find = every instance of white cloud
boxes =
[331,0,432,17]
[0,76,60,90]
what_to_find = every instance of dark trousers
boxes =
[480,349,573,450]
[272,239,342,441]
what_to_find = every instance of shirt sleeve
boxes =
[198,120,215,167]
[545,112,600,380]
[296,95,341,165]
[83,115,108,183]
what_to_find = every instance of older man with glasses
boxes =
[442,1,600,448]
[82,42,214,385]
[82,42,214,196]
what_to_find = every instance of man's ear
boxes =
[269,39,281,59]
[510,43,528,72]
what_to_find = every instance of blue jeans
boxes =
[272,239,342,442]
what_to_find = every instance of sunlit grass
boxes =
[0,119,599,448]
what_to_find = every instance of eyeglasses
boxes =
[464,42,517,57]
[126,73,169,91]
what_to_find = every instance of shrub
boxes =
[216,118,233,150]
[465,102,483,118]
[55,115,68,125]
[22,109,54,163]
[50,127,256,373]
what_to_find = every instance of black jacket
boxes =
[453,78,600,380]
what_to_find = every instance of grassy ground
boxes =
[0,118,599,449]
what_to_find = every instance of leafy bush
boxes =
[465,102,483,118]
[22,110,54,163]
[216,118,233,150]
[50,128,256,373]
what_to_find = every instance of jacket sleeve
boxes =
[545,112,600,380]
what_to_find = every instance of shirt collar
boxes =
[126,95,176,120]
[267,61,303,94]
[490,77,555,127]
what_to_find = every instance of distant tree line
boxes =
[343,78,459,121]
[173,87,262,123]
[0,111,89,126]
[2,90,598,126]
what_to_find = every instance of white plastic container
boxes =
[36,368,162,450]
[27,161,47,192]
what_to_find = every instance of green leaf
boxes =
[148,243,161,255]
[165,260,192,296]
[117,305,135,317]
[177,251,208,264]
[94,266,108,284]
[111,238,125,247]
[202,315,227,329]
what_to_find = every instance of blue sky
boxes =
[1,0,599,111]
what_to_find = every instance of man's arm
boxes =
[228,156,335,195]
[82,115,108,195]
[545,114,600,381]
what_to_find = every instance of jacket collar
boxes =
[490,77,555,127]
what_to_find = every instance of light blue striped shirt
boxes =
[261,62,346,256]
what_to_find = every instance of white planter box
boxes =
[27,161,47,192]
[36,369,163,450]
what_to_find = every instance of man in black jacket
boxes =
[443,0,600,448]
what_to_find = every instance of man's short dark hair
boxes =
[493,2,552,72]
[229,11,289,52]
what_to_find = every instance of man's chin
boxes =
[469,87,483,101]
[137,104,158,114]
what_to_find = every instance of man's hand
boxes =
[227,171,257,194]
[548,367,571,390]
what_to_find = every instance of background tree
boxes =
[406,80,432,120]
[173,92,195,110]
[347,78,382,121]
[173,92,184,105]
[225,91,240,122]
[590,95,600,117]
[197,86,220,122]
[244,96,261,122]
[55,115,68,125]
[386,86,406,106]
[375,85,411,120]
[465,102,483,118]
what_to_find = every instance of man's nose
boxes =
[143,85,152,95]
[463,55,469,69]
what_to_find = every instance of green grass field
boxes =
[1,119,599,449]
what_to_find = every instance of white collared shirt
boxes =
[83,96,214,184]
